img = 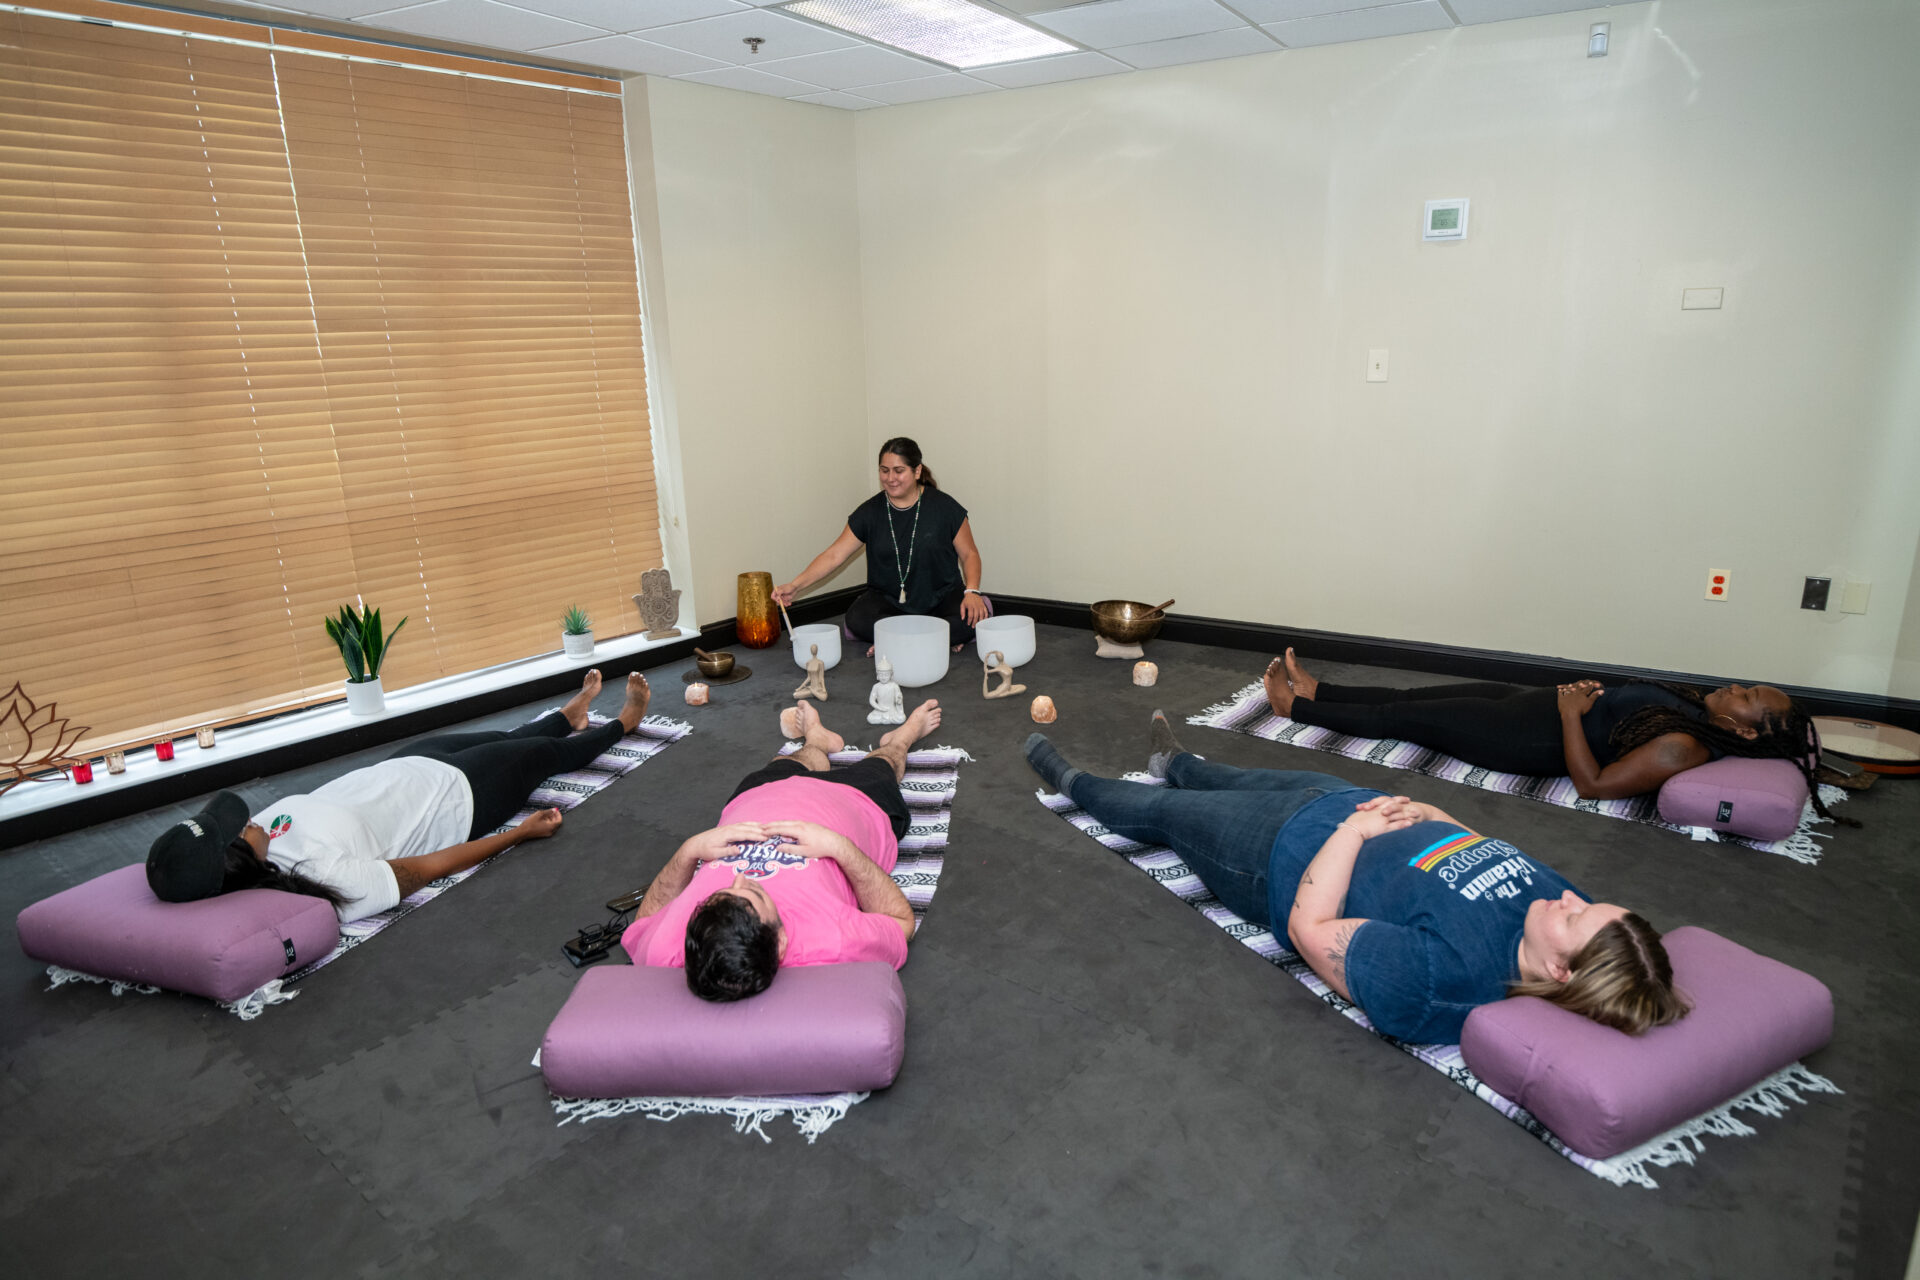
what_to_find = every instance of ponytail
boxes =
[878,436,936,489]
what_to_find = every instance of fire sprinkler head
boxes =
[743,36,764,54]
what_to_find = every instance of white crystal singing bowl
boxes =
[790,623,842,670]
[974,614,1036,668]
[873,615,950,687]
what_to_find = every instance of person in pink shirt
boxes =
[622,697,943,1001]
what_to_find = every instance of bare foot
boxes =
[879,698,942,754]
[562,669,603,730]
[780,700,846,753]
[1283,647,1318,700]
[1263,658,1296,717]
[616,673,650,731]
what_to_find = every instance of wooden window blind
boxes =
[0,4,659,757]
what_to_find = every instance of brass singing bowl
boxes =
[1090,599,1169,644]
[695,650,736,678]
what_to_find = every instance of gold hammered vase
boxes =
[736,571,779,649]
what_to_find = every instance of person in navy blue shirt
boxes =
[1026,716,1690,1044]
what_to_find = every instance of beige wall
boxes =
[625,77,870,628]
[854,0,1920,696]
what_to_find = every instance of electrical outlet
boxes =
[1801,577,1831,610]
[1840,580,1871,614]
[1705,569,1730,601]
[1367,349,1388,382]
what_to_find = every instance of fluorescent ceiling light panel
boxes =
[778,0,1075,69]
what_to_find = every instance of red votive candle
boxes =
[73,761,94,784]
[155,739,175,762]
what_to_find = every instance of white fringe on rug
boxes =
[550,1092,867,1143]
[44,964,157,998]
[45,965,301,1019]
[1581,1063,1843,1189]
[218,979,300,1021]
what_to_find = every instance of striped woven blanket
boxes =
[1035,775,1839,1189]
[549,744,970,1140]
[285,712,695,986]
[1189,682,1843,864]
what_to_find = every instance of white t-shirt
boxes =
[253,756,475,924]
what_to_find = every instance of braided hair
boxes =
[1608,682,1855,826]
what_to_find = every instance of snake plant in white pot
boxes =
[325,604,407,716]
[562,604,595,659]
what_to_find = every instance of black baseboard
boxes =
[0,587,864,851]
[986,593,1920,735]
[9,584,1911,848]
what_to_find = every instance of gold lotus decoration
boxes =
[0,683,91,798]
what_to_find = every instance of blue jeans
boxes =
[1065,755,1363,927]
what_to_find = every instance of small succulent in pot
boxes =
[563,605,592,636]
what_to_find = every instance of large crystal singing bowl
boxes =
[974,614,1035,668]
[791,623,842,671]
[873,615,950,688]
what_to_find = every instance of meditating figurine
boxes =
[633,568,683,640]
[982,650,1026,700]
[868,656,906,726]
[794,644,829,701]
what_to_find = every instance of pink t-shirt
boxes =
[621,775,908,971]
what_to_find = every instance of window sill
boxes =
[2,622,699,832]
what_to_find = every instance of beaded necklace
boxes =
[886,491,922,606]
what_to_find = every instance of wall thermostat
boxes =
[1423,198,1469,241]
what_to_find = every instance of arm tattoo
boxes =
[1327,922,1360,986]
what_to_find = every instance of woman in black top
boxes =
[1263,649,1843,817]
[774,438,987,647]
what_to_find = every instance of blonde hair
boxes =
[1508,912,1690,1035]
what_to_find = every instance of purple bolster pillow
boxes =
[541,962,907,1099]
[1658,756,1809,842]
[1460,926,1832,1159]
[17,863,339,1004]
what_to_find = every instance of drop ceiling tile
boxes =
[251,0,412,19]
[508,0,745,32]
[675,63,825,93]
[853,73,996,104]
[535,32,729,71]
[354,0,607,50]
[967,49,1127,87]
[638,8,856,61]
[1025,0,1244,49]
[1261,0,1450,48]
[758,44,946,88]
[790,89,887,108]
[1106,23,1278,68]
[1448,0,1598,21]
[1225,0,1395,24]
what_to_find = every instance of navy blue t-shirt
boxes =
[1269,793,1582,1045]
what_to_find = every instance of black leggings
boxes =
[726,755,911,841]
[844,586,976,646]
[1289,683,1567,777]
[394,713,624,838]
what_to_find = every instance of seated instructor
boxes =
[1024,715,1690,1044]
[622,699,943,1002]
[774,436,987,649]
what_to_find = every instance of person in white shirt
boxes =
[145,671,651,923]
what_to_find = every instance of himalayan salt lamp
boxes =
[685,682,710,706]
[1133,661,1158,687]
[1030,695,1057,724]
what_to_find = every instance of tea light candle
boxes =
[106,750,127,775]
[73,760,95,784]
[1133,661,1158,687]
[196,726,217,749]
[685,682,710,706]
[1030,695,1057,724]
[155,739,176,762]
